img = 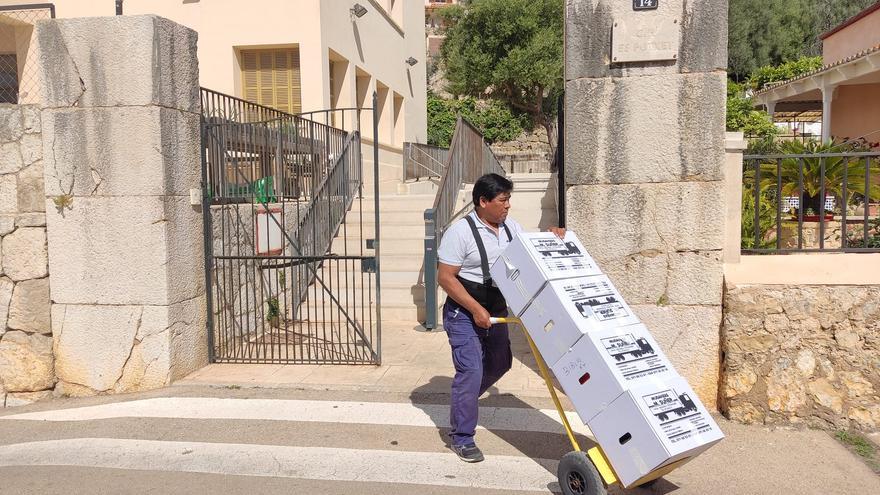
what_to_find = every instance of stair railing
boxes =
[423,117,505,329]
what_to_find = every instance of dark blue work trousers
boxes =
[443,299,513,447]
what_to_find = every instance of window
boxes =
[0,53,18,104]
[240,47,302,114]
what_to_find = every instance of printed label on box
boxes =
[562,279,632,323]
[529,238,595,274]
[642,389,716,445]
[600,334,670,380]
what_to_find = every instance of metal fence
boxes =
[402,142,448,181]
[0,4,55,104]
[423,117,506,329]
[201,87,352,202]
[742,151,880,253]
[201,89,382,364]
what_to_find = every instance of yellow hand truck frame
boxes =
[490,317,685,494]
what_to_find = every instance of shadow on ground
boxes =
[409,375,679,494]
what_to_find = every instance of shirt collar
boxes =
[470,210,506,232]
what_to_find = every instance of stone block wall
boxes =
[0,104,54,407]
[31,16,207,398]
[564,0,728,407]
[721,284,880,431]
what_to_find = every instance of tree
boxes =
[728,0,876,81]
[726,81,778,153]
[438,0,563,157]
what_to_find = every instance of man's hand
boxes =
[548,226,566,239]
[473,306,492,329]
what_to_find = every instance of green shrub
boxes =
[427,92,527,147]
[727,81,779,152]
[747,56,823,91]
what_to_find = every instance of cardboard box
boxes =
[490,232,602,315]
[519,275,641,366]
[550,324,677,423]
[587,376,725,488]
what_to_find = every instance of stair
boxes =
[296,141,439,325]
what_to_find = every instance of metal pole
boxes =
[372,91,382,364]
[423,208,437,330]
[115,0,123,15]
[199,122,216,363]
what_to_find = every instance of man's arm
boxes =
[438,262,492,329]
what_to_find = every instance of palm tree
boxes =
[745,140,880,216]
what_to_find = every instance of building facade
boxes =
[0,0,427,146]
[754,1,880,145]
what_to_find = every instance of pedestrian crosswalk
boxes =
[0,397,591,435]
[0,438,558,492]
[0,396,585,494]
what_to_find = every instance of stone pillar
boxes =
[723,132,747,265]
[35,16,206,396]
[565,1,728,407]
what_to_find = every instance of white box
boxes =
[490,232,602,316]
[519,275,641,366]
[550,324,677,423]
[587,376,725,488]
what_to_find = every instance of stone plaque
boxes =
[611,14,680,63]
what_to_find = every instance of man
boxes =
[437,173,564,463]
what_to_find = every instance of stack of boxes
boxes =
[491,232,724,488]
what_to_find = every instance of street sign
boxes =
[633,0,658,10]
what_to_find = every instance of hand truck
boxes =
[490,317,686,495]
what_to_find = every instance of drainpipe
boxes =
[116,0,123,15]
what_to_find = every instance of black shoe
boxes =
[451,443,484,463]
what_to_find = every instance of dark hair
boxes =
[472,173,513,207]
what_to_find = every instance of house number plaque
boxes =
[633,0,659,10]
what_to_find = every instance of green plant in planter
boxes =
[749,139,880,215]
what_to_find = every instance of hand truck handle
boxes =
[489,317,522,325]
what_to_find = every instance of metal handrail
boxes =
[201,87,291,124]
[431,118,505,241]
[403,142,449,181]
[423,117,505,329]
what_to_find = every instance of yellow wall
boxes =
[0,0,427,144]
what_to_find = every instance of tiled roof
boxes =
[754,44,880,95]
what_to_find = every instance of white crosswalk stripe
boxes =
[0,397,591,493]
[0,438,559,492]
[0,397,591,435]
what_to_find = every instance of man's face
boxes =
[479,191,511,224]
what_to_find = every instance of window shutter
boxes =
[239,47,302,115]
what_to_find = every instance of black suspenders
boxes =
[464,214,512,285]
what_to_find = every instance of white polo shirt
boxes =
[437,211,524,284]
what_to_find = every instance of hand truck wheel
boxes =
[557,451,607,495]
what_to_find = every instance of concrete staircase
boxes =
[302,143,439,325]
[302,142,558,328]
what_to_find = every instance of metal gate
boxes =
[200,88,381,364]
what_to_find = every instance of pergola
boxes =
[753,45,880,143]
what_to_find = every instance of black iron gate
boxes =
[200,88,381,364]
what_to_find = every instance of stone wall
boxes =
[210,202,310,344]
[32,16,207,398]
[0,104,54,407]
[564,0,728,407]
[721,284,880,431]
